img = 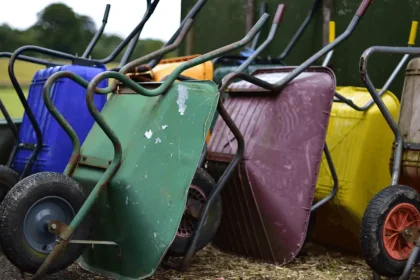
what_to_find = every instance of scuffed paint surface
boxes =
[177,84,189,115]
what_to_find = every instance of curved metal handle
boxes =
[120,18,194,74]
[277,0,321,60]
[82,4,112,58]
[234,6,285,73]
[356,0,373,17]
[274,0,375,88]
[119,0,160,66]
[42,71,110,177]
[274,4,286,25]
[359,45,420,185]
[146,0,207,69]
[103,4,111,23]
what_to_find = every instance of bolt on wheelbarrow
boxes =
[0,0,163,203]
[0,14,269,280]
[212,0,322,84]
[202,0,374,264]
[312,21,419,252]
[358,43,420,279]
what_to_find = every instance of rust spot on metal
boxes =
[402,226,420,244]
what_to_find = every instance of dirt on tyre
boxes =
[360,185,420,277]
[166,168,222,257]
[0,172,92,274]
[0,165,19,202]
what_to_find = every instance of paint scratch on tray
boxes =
[177,84,189,115]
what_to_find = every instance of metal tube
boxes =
[180,97,245,270]
[42,71,109,177]
[358,46,420,185]
[145,0,207,70]
[119,0,160,66]
[277,0,321,60]
[250,0,266,50]
[81,4,111,58]
[235,4,285,73]
[0,52,59,67]
[311,144,338,211]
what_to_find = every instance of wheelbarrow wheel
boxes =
[0,172,92,274]
[360,185,420,277]
[0,165,19,202]
[167,168,222,257]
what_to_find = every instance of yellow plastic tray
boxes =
[140,54,213,81]
[312,86,400,252]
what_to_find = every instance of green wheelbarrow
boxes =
[0,14,270,280]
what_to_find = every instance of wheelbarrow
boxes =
[0,14,269,279]
[312,21,418,252]
[0,0,167,201]
[203,0,373,264]
[358,44,420,278]
[212,0,322,84]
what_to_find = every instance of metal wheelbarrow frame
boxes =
[312,20,418,251]
[0,1,160,200]
[0,14,270,280]
[203,0,374,264]
[359,44,420,280]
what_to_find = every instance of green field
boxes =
[0,58,119,119]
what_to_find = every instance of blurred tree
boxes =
[0,3,169,62]
[33,3,96,54]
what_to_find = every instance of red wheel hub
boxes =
[383,203,420,260]
[177,185,207,238]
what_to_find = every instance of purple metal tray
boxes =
[206,66,336,264]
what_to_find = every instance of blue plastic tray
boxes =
[12,64,108,174]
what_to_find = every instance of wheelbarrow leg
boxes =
[0,99,19,167]
[166,99,244,271]
[373,271,381,280]
[311,144,338,211]
[399,245,420,280]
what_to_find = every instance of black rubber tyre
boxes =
[0,172,92,274]
[360,185,420,277]
[0,165,19,202]
[167,168,222,257]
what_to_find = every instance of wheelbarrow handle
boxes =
[103,4,111,23]
[82,3,112,58]
[359,45,420,186]
[274,4,286,25]
[146,0,207,69]
[235,5,285,73]
[356,0,373,17]
[277,0,321,60]
[42,71,111,177]
[119,0,160,67]
[119,18,194,75]
[274,0,374,88]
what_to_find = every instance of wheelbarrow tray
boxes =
[205,66,335,264]
[313,86,400,252]
[12,65,108,174]
[72,80,219,279]
[135,54,214,81]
